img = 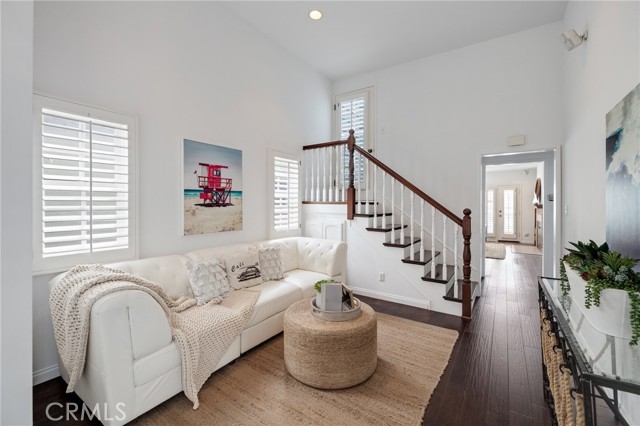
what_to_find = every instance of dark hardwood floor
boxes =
[32,245,622,425]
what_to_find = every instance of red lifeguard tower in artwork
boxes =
[195,163,233,206]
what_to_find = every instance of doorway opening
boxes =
[480,150,559,279]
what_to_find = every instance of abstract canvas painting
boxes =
[605,83,640,261]
[183,139,243,235]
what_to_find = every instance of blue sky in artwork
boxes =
[183,139,243,191]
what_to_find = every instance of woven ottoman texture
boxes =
[283,298,377,389]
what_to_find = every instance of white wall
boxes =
[486,168,538,244]
[562,2,639,423]
[32,1,331,383]
[1,1,34,423]
[562,1,640,247]
[333,21,565,278]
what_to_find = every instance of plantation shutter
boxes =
[39,107,130,258]
[502,188,516,236]
[338,96,366,149]
[273,156,299,232]
[336,90,371,185]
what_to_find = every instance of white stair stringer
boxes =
[346,217,462,317]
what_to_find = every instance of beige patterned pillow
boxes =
[184,258,230,305]
[224,253,263,289]
[258,247,284,281]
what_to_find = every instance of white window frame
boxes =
[268,149,301,239]
[33,94,138,274]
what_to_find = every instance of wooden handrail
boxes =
[352,144,462,227]
[304,129,473,318]
[302,140,348,150]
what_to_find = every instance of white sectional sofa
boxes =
[50,237,347,426]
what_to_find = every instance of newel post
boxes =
[346,129,356,220]
[462,208,472,319]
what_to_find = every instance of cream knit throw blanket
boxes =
[50,264,260,408]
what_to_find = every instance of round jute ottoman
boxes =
[283,298,377,389]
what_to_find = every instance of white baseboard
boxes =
[33,364,59,386]
[350,287,430,310]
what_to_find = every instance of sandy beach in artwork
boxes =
[184,196,243,235]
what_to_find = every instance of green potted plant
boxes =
[559,240,640,346]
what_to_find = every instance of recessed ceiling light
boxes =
[309,10,322,21]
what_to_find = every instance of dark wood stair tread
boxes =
[421,264,456,284]
[383,237,421,248]
[354,212,393,218]
[356,201,379,205]
[402,250,440,265]
[366,224,406,232]
[443,280,479,303]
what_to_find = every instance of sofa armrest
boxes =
[57,290,174,425]
[296,238,347,277]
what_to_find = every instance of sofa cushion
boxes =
[108,255,192,298]
[224,252,263,289]
[133,342,181,387]
[245,280,302,328]
[283,270,333,298]
[256,238,298,272]
[258,247,284,281]
[184,258,230,305]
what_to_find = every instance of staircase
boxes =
[302,130,478,319]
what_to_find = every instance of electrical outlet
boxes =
[378,272,385,282]
[425,300,431,310]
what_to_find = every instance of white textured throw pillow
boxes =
[224,253,263,289]
[184,258,231,305]
[258,247,284,281]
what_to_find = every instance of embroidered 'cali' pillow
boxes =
[224,252,263,289]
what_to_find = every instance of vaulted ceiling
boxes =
[225,1,568,81]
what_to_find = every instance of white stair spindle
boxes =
[322,148,327,202]
[340,144,345,202]
[304,150,309,201]
[390,179,396,241]
[328,147,333,202]
[382,172,387,228]
[454,226,459,298]
[420,200,425,262]
[373,164,377,224]
[334,146,339,202]
[310,150,315,202]
[315,149,321,201]
[442,217,448,277]
[400,186,405,241]
[365,158,370,214]
[410,192,415,252]
[431,207,436,279]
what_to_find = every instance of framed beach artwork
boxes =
[182,139,243,235]
[605,83,640,263]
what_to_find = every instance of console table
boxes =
[538,277,640,425]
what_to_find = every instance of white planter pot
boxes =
[565,262,632,340]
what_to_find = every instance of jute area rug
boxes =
[131,313,458,426]
[485,242,506,259]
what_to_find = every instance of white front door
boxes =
[498,185,518,241]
